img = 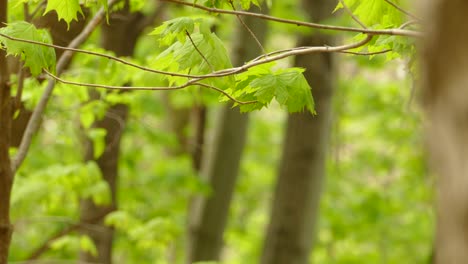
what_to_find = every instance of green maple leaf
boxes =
[44,0,83,27]
[335,0,403,28]
[234,64,315,113]
[251,68,315,113]
[0,21,56,76]
[150,17,197,46]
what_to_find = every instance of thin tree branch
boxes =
[185,30,215,72]
[383,0,420,21]
[399,20,419,29]
[161,0,422,37]
[0,29,373,81]
[251,46,309,62]
[339,49,392,56]
[40,35,373,108]
[3,17,373,156]
[0,32,198,79]
[249,36,373,63]
[11,0,120,173]
[135,1,166,33]
[229,1,266,54]
[338,0,366,28]
[26,224,79,260]
[29,0,46,19]
[197,34,375,78]
[43,69,256,105]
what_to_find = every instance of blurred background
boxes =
[6,0,432,263]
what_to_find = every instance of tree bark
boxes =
[79,10,145,264]
[187,6,268,263]
[260,0,336,263]
[422,0,468,263]
[0,1,14,262]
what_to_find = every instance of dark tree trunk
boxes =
[187,6,268,263]
[0,1,13,262]
[78,10,145,264]
[191,105,206,171]
[422,0,468,263]
[260,0,336,263]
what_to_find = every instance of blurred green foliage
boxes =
[5,0,431,263]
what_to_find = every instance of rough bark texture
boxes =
[79,10,144,264]
[187,7,268,263]
[422,0,468,263]
[260,1,336,263]
[0,1,13,262]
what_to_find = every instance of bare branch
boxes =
[29,0,46,20]
[40,35,373,107]
[399,20,419,29]
[45,33,371,81]
[161,0,422,37]
[1,29,374,83]
[229,1,266,54]
[201,35,375,79]
[338,0,367,28]
[339,49,392,56]
[185,30,215,72]
[5,12,372,167]
[43,69,256,105]
[384,0,420,21]
[11,0,120,173]
[0,32,198,79]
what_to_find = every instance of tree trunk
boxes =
[191,105,206,171]
[260,0,336,263]
[0,1,13,262]
[422,0,468,263]
[187,6,268,263]
[79,10,145,264]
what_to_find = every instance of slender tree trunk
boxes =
[0,1,14,262]
[422,0,468,263]
[187,6,268,263]
[191,105,206,171]
[79,10,145,263]
[260,1,336,263]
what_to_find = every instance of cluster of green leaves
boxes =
[335,0,416,60]
[335,0,405,27]
[0,12,316,114]
[0,21,55,76]
[228,62,315,112]
[11,159,110,258]
[150,16,315,113]
[45,0,108,26]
